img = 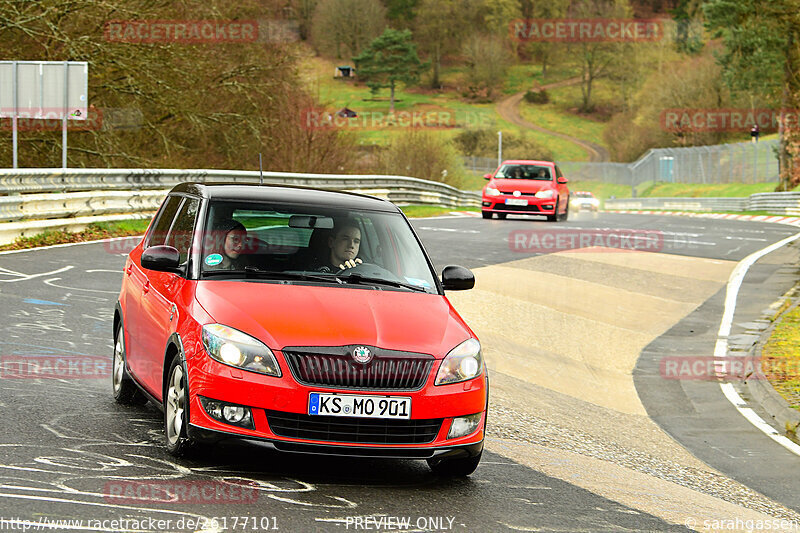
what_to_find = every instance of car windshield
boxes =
[199,200,438,293]
[495,165,553,180]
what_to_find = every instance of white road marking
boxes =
[43,277,118,294]
[0,265,73,283]
[715,231,800,457]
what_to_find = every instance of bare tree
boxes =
[310,0,386,59]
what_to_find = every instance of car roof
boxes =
[499,160,555,166]
[170,182,400,212]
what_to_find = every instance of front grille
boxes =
[266,410,443,444]
[499,191,538,197]
[501,204,541,212]
[283,347,434,390]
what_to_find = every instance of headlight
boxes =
[201,324,281,376]
[535,189,555,199]
[435,338,483,385]
[485,186,501,196]
[590,198,600,206]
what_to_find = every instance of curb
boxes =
[604,210,800,227]
[743,288,800,436]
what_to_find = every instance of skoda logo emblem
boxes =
[352,346,372,364]
[513,190,521,197]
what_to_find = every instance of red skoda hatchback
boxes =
[114,183,486,476]
[481,160,570,221]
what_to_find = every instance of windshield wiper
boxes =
[337,273,428,292]
[203,268,341,284]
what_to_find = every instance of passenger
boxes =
[315,221,362,273]
[536,168,549,179]
[205,220,248,270]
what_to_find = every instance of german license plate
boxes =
[308,393,411,419]
[505,198,528,206]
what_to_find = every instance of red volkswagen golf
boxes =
[113,183,487,476]
[481,160,570,221]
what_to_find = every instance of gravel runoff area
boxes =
[486,369,800,523]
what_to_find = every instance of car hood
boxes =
[194,281,473,358]
[490,178,554,193]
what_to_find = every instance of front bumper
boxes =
[482,196,556,215]
[187,423,484,459]
[185,349,487,455]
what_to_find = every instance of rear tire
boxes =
[427,451,482,477]
[164,356,197,457]
[496,213,507,220]
[112,323,148,406]
[481,211,492,219]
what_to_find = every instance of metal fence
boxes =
[463,139,781,186]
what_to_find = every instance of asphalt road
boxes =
[0,210,797,532]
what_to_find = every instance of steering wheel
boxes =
[336,261,403,282]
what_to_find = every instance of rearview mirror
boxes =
[558,177,568,184]
[141,245,181,273]
[483,173,492,180]
[441,265,475,291]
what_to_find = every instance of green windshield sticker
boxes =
[205,254,223,266]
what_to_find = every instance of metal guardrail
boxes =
[605,192,800,215]
[0,168,480,245]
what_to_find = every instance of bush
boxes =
[453,128,554,161]
[523,89,549,104]
[378,129,467,188]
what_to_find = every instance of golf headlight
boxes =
[201,324,281,376]
[535,189,555,199]
[485,186,501,196]
[435,338,483,385]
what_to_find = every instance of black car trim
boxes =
[187,422,483,459]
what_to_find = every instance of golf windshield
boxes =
[495,164,553,180]
[199,200,438,293]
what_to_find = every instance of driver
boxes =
[315,220,363,273]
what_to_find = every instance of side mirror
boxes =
[441,265,475,291]
[141,245,181,273]
[483,173,493,180]
[557,177,568,184]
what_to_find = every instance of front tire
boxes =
[164,356,196,457]
[546,200,559,222]
[427,451,482,477]
[559,198,569,222]
[496,213,507,220]
[112,323,148,406]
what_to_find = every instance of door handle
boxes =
[169,304,177,322]
[126,264,132,275]
[143,280,150,294]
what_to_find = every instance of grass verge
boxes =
[0,220,150,252]
[762,303,800,410]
